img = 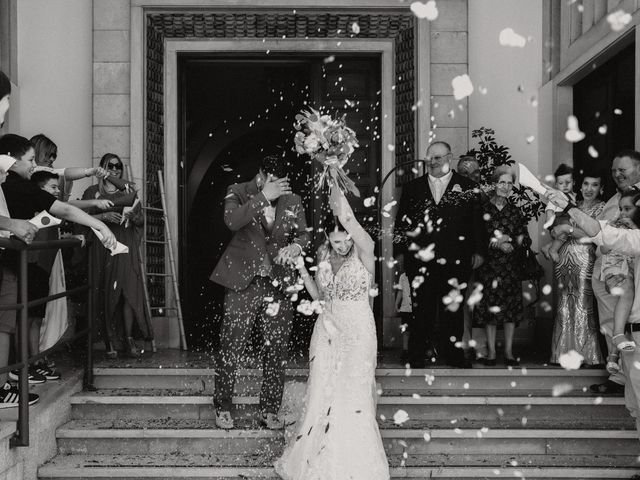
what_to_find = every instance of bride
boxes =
[274,186,389,480]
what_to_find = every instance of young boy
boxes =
[395,261,412,365]
[541,164,576,263]
[31,170,61,197]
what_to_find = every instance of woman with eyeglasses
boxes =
[549,170,605,367]
[473,165,532,367]
[82,153,152,358]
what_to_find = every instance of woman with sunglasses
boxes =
[82,153,152,358]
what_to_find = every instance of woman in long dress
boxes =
[274,187,389,480]
[82,153,152,358]
[550,173,604,365]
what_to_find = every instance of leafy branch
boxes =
[467,127,545,223]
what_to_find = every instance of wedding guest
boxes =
[541,164,576,263]
[600,191,640,358]
[82,153,151,358]
[473,165,531,367]
[550,172,604,366]
[395,141,486,368]
[0,72,42,406]
[546,187,640,437]
[591,150,640,394]
[0,134,116,384]
[31,134,109,202]
[457,155,481,184]
[395,260,412,364]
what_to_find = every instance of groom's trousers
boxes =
[214,276,293,414]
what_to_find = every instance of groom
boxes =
[395,141,486,368]
[211,154,310,429]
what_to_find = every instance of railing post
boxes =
[85,243,95,391]
[10,249,29,447]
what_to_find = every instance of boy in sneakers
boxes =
[0,70,41,407]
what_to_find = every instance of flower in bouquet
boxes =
[294,108,360,197]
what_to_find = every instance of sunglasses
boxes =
[107,162,123,170]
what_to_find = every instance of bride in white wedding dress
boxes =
[274,187,390,480]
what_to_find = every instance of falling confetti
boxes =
[588,145,599,158]
[598,125,608,135]
[565,115,585,143]
[393,409,410,425]
[499,28,526,47]
[558,350,584,370]
[410,0,438,20]
[607,9,632,31]
[452,74,474,100]
[363,196,376,208]
[351,22,360,34]
[551,383,574,397]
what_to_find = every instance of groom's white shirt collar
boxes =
[428,170,453,203]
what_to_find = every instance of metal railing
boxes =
[0,236,94,448]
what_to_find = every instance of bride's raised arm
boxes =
[329,187,375,274]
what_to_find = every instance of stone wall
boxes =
[93,0,132,178]
[0,371,83,480]
[430,0,469,156]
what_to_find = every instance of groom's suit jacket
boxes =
[395,170,487,279]
[210,178,310,292]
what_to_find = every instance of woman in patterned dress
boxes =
[550,173,605,366]
[474,165,532,367]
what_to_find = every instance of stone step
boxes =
[38,453,640,479]
[56,421,639,456]
[93,367,610,393]
[69,390,629,425]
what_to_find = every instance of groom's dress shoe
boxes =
[215,409,234,429]
[260,412,285,430]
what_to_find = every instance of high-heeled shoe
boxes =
[125,337,141,358]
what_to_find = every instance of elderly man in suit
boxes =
[211,155,310,429]
[395,141,486,368]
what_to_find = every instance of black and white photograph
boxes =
[0,0,640,478]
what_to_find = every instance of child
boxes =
[541,164,576,262]
[31,170,61,197]
[395,263,412,365]
[600,190,639,373]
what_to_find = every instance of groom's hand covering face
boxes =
[262,173,292,201]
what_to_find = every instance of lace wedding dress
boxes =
[274,249,390,480]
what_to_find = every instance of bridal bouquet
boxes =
[294,108,360,197]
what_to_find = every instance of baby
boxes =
[541,164,576,262]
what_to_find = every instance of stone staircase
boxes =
[38,366,640,479]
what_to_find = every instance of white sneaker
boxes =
[215,409,234,429]
[0,382,39,409]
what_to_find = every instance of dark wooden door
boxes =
[573,44,635,199]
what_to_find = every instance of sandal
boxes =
[613,334,636,352]
[606,353,620,375]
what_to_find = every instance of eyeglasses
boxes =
[497,181,514,187]
[427,153,451,162]
[107,163,123,170]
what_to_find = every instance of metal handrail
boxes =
[0,236,95,448]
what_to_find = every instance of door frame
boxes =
[164,38,397,326]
